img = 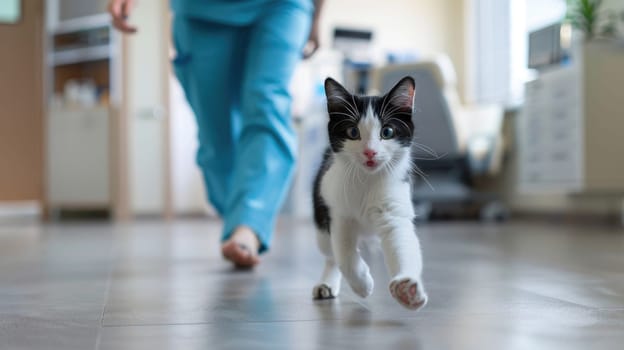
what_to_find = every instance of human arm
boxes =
[303,0,325,59]
[107,0,138,33]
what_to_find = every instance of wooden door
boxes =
[0,1,45,204]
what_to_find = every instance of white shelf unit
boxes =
[45,1,120,213]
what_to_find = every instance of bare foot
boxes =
[221,226,261,268]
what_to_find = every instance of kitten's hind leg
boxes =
[313,258,341,299]
[312,230,342,300]
[330,219,374,298]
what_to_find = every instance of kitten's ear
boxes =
[324,78,352,111]
[385,76,415,111]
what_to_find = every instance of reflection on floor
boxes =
[1,218,623,349]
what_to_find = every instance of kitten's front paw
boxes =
[389,277,427,310]
[348,272,374,298]
[312,283,337,300]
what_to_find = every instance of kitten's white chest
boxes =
[321,163,402,224]
[320,155,415,231]
[322,165,366,216]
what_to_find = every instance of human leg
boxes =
[222,3,312,253]
[171,17,244,215]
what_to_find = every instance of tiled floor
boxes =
[1,218,623,349]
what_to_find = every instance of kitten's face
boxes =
[324,77,415,174]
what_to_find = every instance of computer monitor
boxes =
[528,22,571,70]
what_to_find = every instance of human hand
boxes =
[108,0,137,33]
[303,23,320,59]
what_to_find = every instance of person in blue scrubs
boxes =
[109,0,324,267]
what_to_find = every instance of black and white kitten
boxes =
[312,76,427,310]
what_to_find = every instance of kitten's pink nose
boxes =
[363,149,377,159]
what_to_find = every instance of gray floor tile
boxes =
[0,219,623,349]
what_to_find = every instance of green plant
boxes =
[565,0,619,40]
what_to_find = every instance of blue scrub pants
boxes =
[172,3,311,253]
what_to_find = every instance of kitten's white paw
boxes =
[348,272,374,298]
[389,277,427,310]
[312,283,337,300]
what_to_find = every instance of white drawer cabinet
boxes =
[47,107,110,207]
[518,43,624,194]
[519,67,583,191]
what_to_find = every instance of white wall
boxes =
[604,0,624,13]
[318,0,466,99]
[526,0,566,32]
[127,0,166,215]
[604,0,624,34]
[169,75,213,216]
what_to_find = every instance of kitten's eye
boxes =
[346,126,360,139]
[381,126,395,139]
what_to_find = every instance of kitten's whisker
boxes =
[380,96,393,118]
[382,105,410,120]
[329,96,359,118]
[350,163,363,189]
[330,119,357,134]
[386,118,412,134]
[329,112,358,120]
[342,162,351,202]
[379,94,389,121]
[354,163,364,184]
[380,93,411,117]
[411,163,435,191]
[409,160,431,179]
[383,158,393,176]
[385,156,401,179]
[412,155,445,160]
[350,94,359,116]
[380,92,410,117]
[413,142,437,155]
[384,111,412,119]
[389,160,398,179]
[329,102,356,118]
[412,142,444,159]
[346,163,353,184]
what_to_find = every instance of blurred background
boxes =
[1,0,624,225]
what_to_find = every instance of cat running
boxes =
[312,76,427,310]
